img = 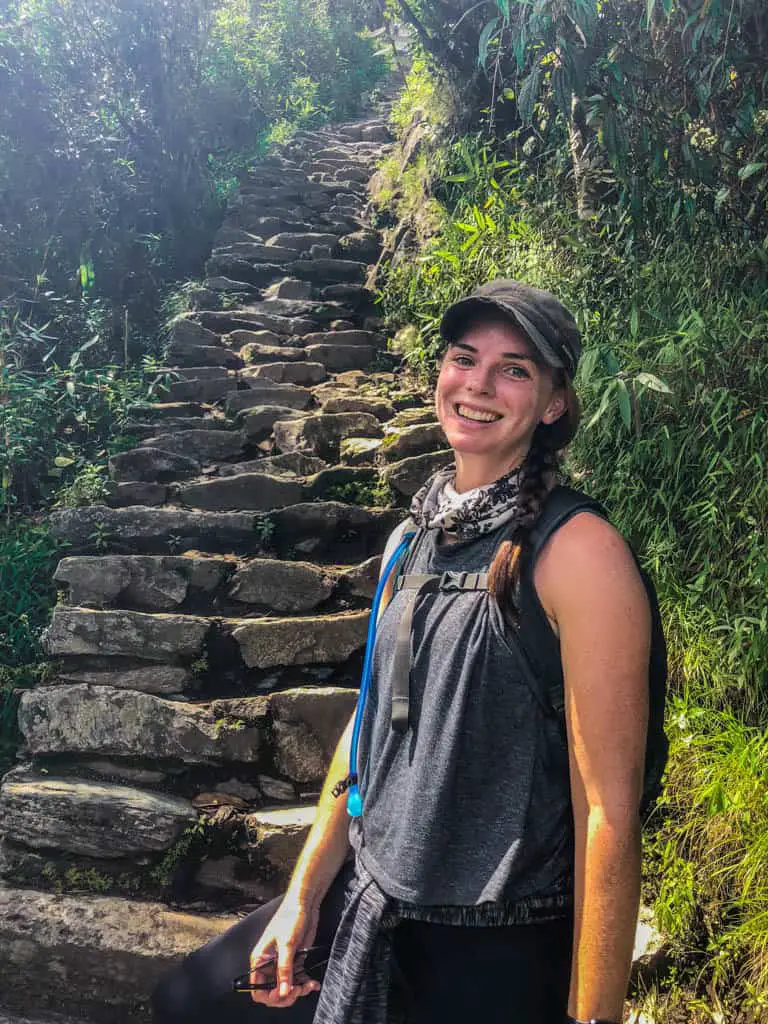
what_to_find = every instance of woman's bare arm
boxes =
[537,511,650,1022]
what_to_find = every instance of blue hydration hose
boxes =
[346,532,414,818]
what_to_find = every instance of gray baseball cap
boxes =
[439,278,582,378]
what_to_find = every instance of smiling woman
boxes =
[152,279,667,1024]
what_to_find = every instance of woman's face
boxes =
[435,317,566,484]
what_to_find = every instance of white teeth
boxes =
[456,404,501,423]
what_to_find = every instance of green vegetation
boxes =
[375,3,768,1017]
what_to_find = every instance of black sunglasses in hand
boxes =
[233,946,330,993]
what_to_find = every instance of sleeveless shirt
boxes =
[349,513,579,916]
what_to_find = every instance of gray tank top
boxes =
[349,521,574,909]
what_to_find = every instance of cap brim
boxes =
[439,297,565,370]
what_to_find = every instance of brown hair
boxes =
[487,375,581,623]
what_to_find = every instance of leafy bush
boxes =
[378,109,768,1010]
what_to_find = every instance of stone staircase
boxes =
[0,115,452,1022]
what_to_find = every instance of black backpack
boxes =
[392,485,669,820]
[519,485,669,820]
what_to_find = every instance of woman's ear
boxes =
[541,388,567,425]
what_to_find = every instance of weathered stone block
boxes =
[380,422,447,463]
[228,559,336,612]
[231,611,369,669]
[19,685,265,764]
[381,449,453,498]
[179,473,304,513]
[0,767,196,858]
[274,411,382,461]
[240,405,307,442]
[109,447,200,484]
[321,395,394,421]
[140,430,243,463]
[269,687,358,783]
[246,362,326,386]
[0,886,234,1022]
[244,806,316,877]
[304,344,374,372]
[42,607,210,662]
[54,555,229,610]
[225,383,313,416]
[50,505,261,555]
[57,664,192,695]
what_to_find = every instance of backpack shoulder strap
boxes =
[527,485,608,566]
[515,485,609,716]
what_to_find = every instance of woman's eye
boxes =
[502,364,528,378]
[453,355,474,367]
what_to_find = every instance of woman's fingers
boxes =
[276,940,297,999]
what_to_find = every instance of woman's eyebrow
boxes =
[450,340,535,361]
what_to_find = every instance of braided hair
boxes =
[488,373,581,623]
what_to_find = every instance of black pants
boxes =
[152,867,573,1024]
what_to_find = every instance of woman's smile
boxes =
[453,402,503,425]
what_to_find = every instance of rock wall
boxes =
[0,113,452,1021]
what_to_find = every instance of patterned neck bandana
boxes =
[409,462,524,541]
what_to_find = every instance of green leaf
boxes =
[714,187,730,212]
[630,305,639,339]
[477,18,500,70]
[635,372,673,394]
[645,0,656,24]
[496,0,510,20]
[603,348,620,376]
[586,383,615,429]
[551,67,572,118]
[517,66,543,125]
[616,378,632,430]
[54,456,76,468]
[738,162,766,182]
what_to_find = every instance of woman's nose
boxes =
[466,362,494,394]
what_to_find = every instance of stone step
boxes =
[121,417,226,439]
[380,421,448,462]
[54,552,378,614]
[166,341,243,369]
[305,343,375,372]
[224,381,313,415]
[264,277,313,300]
[54,554,232,610]
[196,308,320,337]
[168,375,242,403]
[202,274,261,294]
[299,329,382,348]
[232,610,369,670]
[266,232,339,252]
[138,429,245,462]
[0,887,234,1023]
[176,473,305,513]
[316,394,395,421]
[43,607,210,663]
[219,452,327,479]
[128,401,207,421]
[0,765,198,857]
[244,361,326,386]
[381,448,454,497]
[49,502,400,558]
[273,411,383,461]
[109,447,201,484]
[288,258,367,283]
[243,297,356,324]
[16,686,267,765]
[239,405,307,442]
[239,343,306,365]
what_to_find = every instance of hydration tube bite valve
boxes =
[343,532,414,818]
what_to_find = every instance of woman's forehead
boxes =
[447,319,540,361]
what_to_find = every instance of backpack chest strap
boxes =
[390,570,489,732]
